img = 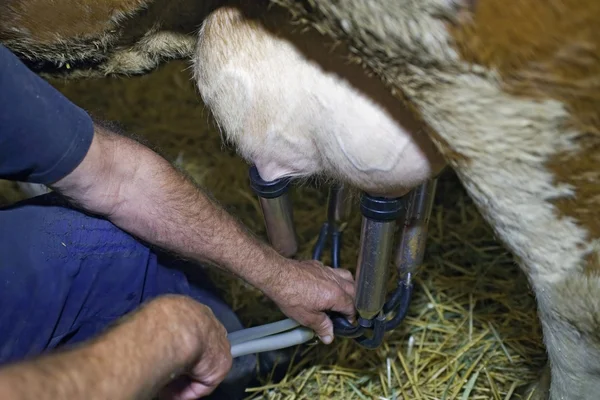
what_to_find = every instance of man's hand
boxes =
[269,260,356,344]
[155,297,233,400]
[0,295,232,400]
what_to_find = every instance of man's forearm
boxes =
[52,123,357,343]
[53,124,287,298]
[0,297,197,400]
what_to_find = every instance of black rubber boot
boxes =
[249,343,311,388]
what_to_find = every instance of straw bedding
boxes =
[0,60,547,399]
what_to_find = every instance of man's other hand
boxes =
[153,296,233,400]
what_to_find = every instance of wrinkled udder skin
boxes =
[194,5,447,197]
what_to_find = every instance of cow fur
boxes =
[266,1,600,399]
[0,0,221,78]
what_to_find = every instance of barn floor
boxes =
[0,60,547,399]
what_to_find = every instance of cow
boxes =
[2,0,599,399]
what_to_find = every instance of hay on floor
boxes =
[0,60,547,399]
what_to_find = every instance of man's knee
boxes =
[0,193,154,362]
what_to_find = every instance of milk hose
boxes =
[228,318,315,359]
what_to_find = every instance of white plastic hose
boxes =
[228,318,300,345]
[230,327,314,358]
[227,318,315,358]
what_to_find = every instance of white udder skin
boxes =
[194,6,446,197]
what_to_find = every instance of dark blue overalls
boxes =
[0,44,255,399]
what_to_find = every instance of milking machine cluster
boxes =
[227,165,437,358]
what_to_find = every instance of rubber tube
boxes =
[312,222,330,260]
[227,318,299,346]
[332,315,365,338]
[230,327,314,359]
[355,315,386,349]
[384,282,414,331]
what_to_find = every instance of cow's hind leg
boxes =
[515,258,600,400]
[535,271,600,399]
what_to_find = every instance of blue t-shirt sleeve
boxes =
[0,44,94,184]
